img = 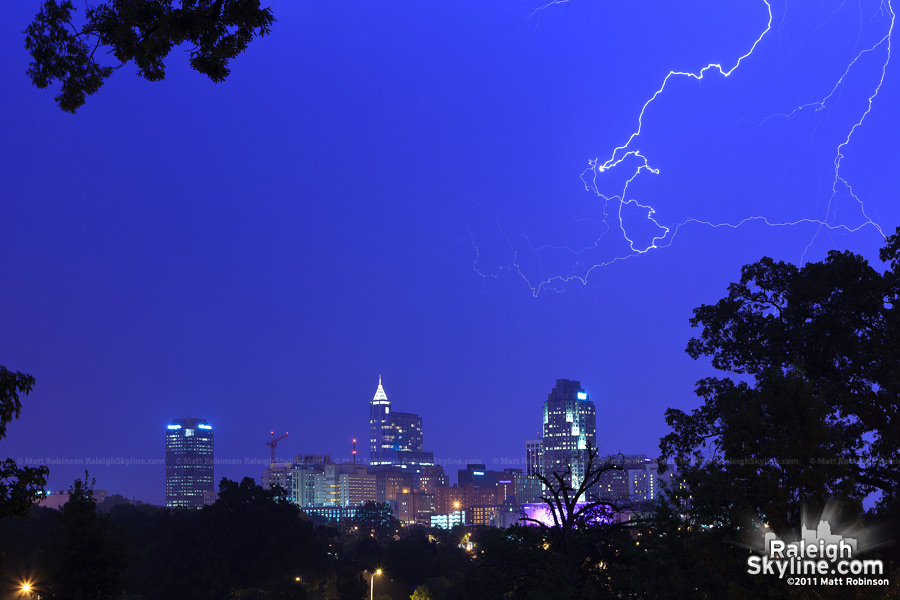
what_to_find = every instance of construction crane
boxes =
[266,430,288,464]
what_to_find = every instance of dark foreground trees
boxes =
[457,443,644,600]
[353,500,400,542]
[528,442,630,575]
[0,366,48,523]
[43,473,129,600]
[0,476,333,599]
[143,476,324,599]
[655,229,900,597]
[25,0,274,113]
[662,232,900,525]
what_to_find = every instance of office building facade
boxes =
[526,439,543,476]
[263,455,379,508]
[540,379,597,490]
[457,463,500,488]
[368,376,434,472]
[165,418,214,508]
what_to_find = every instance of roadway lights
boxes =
[369,569,383,600]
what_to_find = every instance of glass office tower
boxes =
[165,417,214,508]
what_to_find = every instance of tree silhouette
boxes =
[527,441,625,538]
[0,366,48,521]
[25,0,274,113]
[662,232,900,534]
[519,442,645,597]
[43,472,129,600]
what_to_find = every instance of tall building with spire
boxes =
[540,379,596,490]
[368,376,434,473]
[370,375,392,465]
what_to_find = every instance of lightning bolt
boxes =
[801,1,893,258]
[473,0,894,296]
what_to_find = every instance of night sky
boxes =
[2,0,897,505]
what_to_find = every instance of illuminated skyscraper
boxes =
[540,379,596,489]
[165,418,214,508]
[368,376,434,472]
[369,376,392,465]
[389,410,424,453]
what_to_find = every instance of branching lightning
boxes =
[475,0,895,296]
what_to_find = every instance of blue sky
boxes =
[1,0,897,503]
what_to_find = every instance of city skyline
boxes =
[16,374,639,506]
[253,376,673,528]
[4,0,898,507]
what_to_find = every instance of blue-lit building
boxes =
[165,418,214,508]
[540,379,596,490]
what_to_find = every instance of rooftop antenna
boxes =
[352,438,358,464]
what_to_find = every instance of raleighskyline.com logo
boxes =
[747,520,888,587]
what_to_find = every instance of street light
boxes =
[369,568,382,600]
[19,581,37,599]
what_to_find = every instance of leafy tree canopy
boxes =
[25,0,274,113]
[352,500,399,541]
[661,229,900,533]
[146,477,319,599]
[43,472,129,600]
[0,366,48,521]
[0,367,35,441]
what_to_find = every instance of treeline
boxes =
[3,473,897,600]
[1,476,473,600]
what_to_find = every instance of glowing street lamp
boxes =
[369,569,382,600]
[19,581,36,599]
